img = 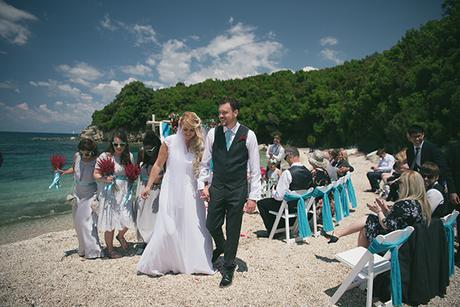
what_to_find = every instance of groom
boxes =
[199,97,261,288]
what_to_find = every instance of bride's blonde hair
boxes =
[179,112,204,178]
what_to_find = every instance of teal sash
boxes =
[48,171,61,189]
[332,185,344,222]
[346,176,357,208]
[367,230,413,307]
[283,190,314,238]
[312,186,334,232]
[443,217,457,277]
[339,184,350,217]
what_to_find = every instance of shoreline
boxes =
[0,212,73,245]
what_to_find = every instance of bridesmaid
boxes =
[61,138,103,259]
[135,130,162,254]
[94,130,134,259]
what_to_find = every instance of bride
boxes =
[136,112,215,276]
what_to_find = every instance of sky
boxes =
[0,0,444,133]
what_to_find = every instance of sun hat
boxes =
[308,150,329,169]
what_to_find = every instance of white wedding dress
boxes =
[136,133,215,276]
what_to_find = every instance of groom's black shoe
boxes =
[219,268,235,288]
[211,248,224,263]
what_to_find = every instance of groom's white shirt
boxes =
[198,122,261,201]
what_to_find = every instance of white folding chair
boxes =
[268,188,313,243]
[330,226,415,307]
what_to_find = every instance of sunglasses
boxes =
[112,142,126,148]
[79,150,95,157]
[421,174,435,179]
[143,146,156,153]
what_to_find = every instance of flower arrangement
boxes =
[124,163,141,183]
[97,157,116,192]
[123,163,141,206]
[50,154,65,170]
[168,112,181,133]
[96,157,115,176]
[48,154,65,189]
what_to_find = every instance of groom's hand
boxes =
[244,199,257,213]
[199,186,210,202]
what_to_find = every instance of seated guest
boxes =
[257,146,313,233]
[420,162,450,218]
[366,148,395,192]
[265,134,285,169]
[309,150,334,218]
[323,170,431,247]
[266,158,282,186]
[309,150,331,187]
[385,161,409,201]
[334,148,354,178]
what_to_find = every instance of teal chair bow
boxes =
[283,189,315,238]
[332,181,345,222]
[312,184,334,232]
[345,173,357,208]
[442,210,459,277]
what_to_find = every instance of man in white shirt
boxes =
[198,98,261,288]
[257,146,313,234]
[366,148,395,192]
[266,134,285,168]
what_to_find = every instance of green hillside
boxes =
[92,0,460,152]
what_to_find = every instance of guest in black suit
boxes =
[257,146,313,233]
[405,125,452,187]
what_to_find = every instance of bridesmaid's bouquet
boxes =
[124,163,141,183]
[97,157,116,192]
[123,163,141,206]
[48,154,65,189]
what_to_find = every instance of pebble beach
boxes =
[1,152,458,306]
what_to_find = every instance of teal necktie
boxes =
[225,129,232,150]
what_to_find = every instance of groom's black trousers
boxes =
[206,183,248,270]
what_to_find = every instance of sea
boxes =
[0,131,269,226]
[0,131,141,226]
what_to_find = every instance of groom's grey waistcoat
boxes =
[212,125,249,190]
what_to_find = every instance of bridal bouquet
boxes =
[123,163,141,206]
[48,154,65,189]
[97,156,116,192]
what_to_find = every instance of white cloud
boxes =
[0,80,16,90]
[0,0,38,45]
[145,54,156,66]
[229,17,234,24]
[29,79,94,102]
[56,62,103,86]
[320,48,343,65]
[302,66,318,72]
[16,102,28,110]
[99,14,118,31]
[91,77,138,102]
[99,15,158,46]
[132,24,158,46]
[320,36,338,46]
[155,22,283,85]
[156,40,192,84]
[121,64,152,77]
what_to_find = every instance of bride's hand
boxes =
[141,187,150,200]
[199,186,210,202]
